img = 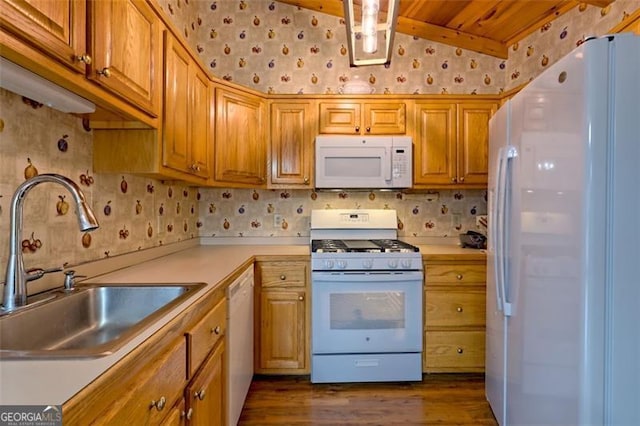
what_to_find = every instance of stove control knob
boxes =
[388,259,398,269]
[401,259,412,269]
[337,260,348,269]
[362,259,373,269]
[323,260,335,269]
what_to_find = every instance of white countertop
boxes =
[0,245,308,406]
[0,241,482,405]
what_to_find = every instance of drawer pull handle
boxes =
[456,274,463,280]
[456,307,463,313]
[280,274,286,280]
[457,348,464,354]
[195,389,206,401]
[150,396,166,411]
[211,325,221,335]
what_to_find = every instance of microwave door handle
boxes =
[383,147,392,181]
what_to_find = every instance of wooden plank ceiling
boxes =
[276,0,615,58]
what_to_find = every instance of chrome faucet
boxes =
[2,174,99,312]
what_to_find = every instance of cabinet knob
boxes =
[298,295,304,301]
[355,126,360,133]
[97,67,111,77]
[303,176,310,185]
[459,177,465,183]
[457,348,464,354]
[76,54,92,65]
[182,407,193,420]
[451,177,458,183]
[456,274,463,280]
[195,389,206,401]
[280,274,286,280]
[190,163,201,172]
[365,127,371,132]
[456,306,463,313]
[150,396,166,411]
[211,325,221,335]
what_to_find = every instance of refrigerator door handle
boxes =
[497,145,517,317]
[492,148,506,313]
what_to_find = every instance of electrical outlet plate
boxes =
[274,214,283,227]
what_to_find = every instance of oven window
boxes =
[329,292,405,329]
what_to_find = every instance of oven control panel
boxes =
[312,254,422,271]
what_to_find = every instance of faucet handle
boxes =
[63,270,86,290]
[25,266,63,282]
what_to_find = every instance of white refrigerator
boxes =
[486,33,640,426]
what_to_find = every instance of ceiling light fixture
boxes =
[343,0,399,67]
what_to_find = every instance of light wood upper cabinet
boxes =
[319,101,406,134]
[163,33,210,179]
[269,101,316,188]
[0,0,88,73]
[89,0,162,117]
[457,102,496,185]
[413,99,497,188]
[215,87,267,186]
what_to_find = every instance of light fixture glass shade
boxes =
[343,0,399,66]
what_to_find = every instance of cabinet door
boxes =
[413,102,457,185]
[270,101,315,187]
[215,88,266,186]
[363,102,406,134]
[258,290,306,372]
[89,0,161,116]
[187,342,225,426]
[0,0,87,73]
[189,67,211,178]
[319,102,361,134]
[457,102,496,185]
[164,398,188,426]
[163,33,190,173]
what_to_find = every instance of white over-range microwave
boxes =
[315,135,413,189]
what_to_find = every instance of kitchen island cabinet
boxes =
[254,260,310,374]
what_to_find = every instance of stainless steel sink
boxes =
[0,283,206,359]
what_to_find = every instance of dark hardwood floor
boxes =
[239,374,498,425]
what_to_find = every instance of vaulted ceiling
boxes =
[276,0,616,58]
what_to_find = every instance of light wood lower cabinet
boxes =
[255,261,309,374]
[423,260,486,373]
[186,341,225,426]
[62,285,229,425]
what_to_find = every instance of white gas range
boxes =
[310,209,423,383]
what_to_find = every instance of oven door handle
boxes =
[312,271,423,283]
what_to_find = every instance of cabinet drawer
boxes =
[258,262,307,289]
[425,290,485,328]
[425,263,486,285]
[112,337,187,425]
[189,298,227,377]
[424,331,485,372]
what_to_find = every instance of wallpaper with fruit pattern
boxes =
[156,0,638,94]
[0,0,637,290]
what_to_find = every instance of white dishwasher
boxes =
[226,266,254,426]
